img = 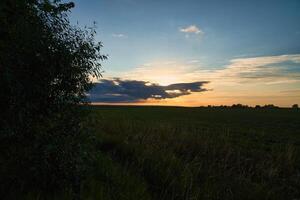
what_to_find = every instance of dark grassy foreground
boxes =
[78,106,300,200]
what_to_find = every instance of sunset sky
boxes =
[70,0,300,107]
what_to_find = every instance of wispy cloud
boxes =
[112,33,127,38]
[180,25,203,35]
[108,54,300,86]
[214,54,300,85]
[88,79,209,103]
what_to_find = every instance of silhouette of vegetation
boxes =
[292,104,299,109]
[200,104,283,109]
[262,104,279,109]
[0,0,106,198]
[231,104,249,108]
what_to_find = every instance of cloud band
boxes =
[88,79,209,103]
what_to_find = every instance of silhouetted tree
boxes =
[0,0,106,198]
[292,104,299,109]
[263,104,278,109]
[231,104,249,108]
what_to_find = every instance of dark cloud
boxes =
[88,78,209,103]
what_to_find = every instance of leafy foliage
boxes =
[0,0,106,198]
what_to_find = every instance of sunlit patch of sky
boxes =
[69,0,300,106]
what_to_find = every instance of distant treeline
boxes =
[204,104,299,109]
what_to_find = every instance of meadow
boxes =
[80,106,300,200]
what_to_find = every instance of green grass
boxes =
[80,106,300,200]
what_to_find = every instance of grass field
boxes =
[79,106,300,200]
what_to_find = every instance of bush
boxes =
[0,0,106,198]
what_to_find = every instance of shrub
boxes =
[0,0,106,198]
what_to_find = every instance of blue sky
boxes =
[69,0,300,106]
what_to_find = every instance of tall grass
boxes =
[80,106,300,200]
